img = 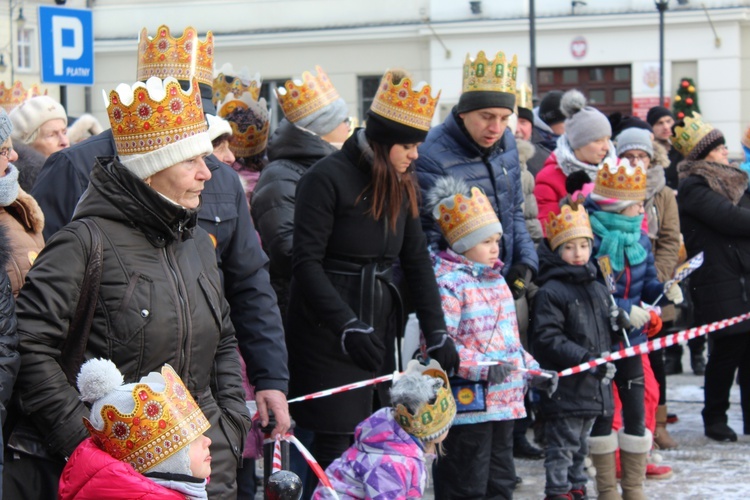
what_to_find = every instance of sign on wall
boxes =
[38,5,94,85]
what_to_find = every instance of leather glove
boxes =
[506,264,532,300]
[629,305,650,329]
[590,356,617,386]
[488,362,512,385]
[530,369,559,397]
[424,331,460,375]
[341,319,385,372]
[666,283,684,304]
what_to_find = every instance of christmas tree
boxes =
[672,78,700,120]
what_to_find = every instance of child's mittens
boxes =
[530,370,559,397]
[590,356,617,385]
[610,305,631,332]
[646,310,663,338]
[665,283,684,304]
[629,305,650,329]
[487,362,512,384]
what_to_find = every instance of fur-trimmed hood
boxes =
[651,138,670,169]
[9,187,45,234]
[517,139,536,168]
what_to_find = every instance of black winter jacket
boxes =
[31,129,288,393]
[251,119,338,318]
[530,241,615,419]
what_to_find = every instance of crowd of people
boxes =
[0,22,747,500]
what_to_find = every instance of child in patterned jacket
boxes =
[425,176,558,500]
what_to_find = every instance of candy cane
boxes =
[287,434,340,499]
[271,437,282,474]
[558,312,750,377]
[287,373,396,404]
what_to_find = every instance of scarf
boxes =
[589,211,647,272]
[677,159,748,205]
[0,164,20,207]
[554,135,617,179]
[147,475,208,499]
[644,164,667,239]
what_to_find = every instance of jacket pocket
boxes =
[219,408,246,463]
[198,272,223,330]
[197,193,239,255]
[111,273,153,345]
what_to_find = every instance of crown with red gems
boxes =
[137,26,214,87]
[276,66,341,123]
[546,197,594,251]
[393,360,456,442]
[462,51,518,94]
[593,158,647,201]
[369,71,440,132]
[0,81,47,112]
[217,91,270,158]
[436,186,501,251]
[83,364,210,474]
[213,63,261,106]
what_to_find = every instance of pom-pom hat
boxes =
[561,89,612,150]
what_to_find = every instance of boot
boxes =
[618,429,651,500]
[654,405,678,450]
[589,433,622,500]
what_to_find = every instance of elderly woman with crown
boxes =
[674,114,750,443]
[11,76,250,497]
[286,69,460,475]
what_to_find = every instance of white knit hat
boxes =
[9,96,67,143]
[206,113,232,142]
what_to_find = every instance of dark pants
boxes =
[544,417,594,496]
[592,355,645,437]
[435,420,515,500]
[237,458,257,498]
[3,452,64,500]
[702,331,750,432]
[649,346,667,405]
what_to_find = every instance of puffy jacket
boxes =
[530,241,614,419]
[14,158,250,496]
[415,108,538,277]
[0,187,44,296]
[312,408,427,500]
[251,119,338,318]
[58,438,187,500]
[31,129,288,394]
[517,139,543,244]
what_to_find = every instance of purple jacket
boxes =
[312,408,428,499]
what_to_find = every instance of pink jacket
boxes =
[533,152,568,234]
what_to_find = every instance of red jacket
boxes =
[533,152,569,235]
[58,438,186,500]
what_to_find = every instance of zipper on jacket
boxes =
[163,246,190,373]
[623,266,631,300]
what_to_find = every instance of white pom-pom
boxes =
[587,465,597,478]
[425,176,472,219]
[649,451,663,464]
[560,89,587,119]
[77,358,124,403]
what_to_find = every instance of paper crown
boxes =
[593,159,647,201]
[212,63,261,106]
[218,92,270,158]
[516,82,533,110]
[83,364,210,474]
[105,77,207,159]
[546,199,594,251]
[436,186,500,248]
[0,81,47,113]
[137,26,214,87]
[368,71,440,132]
[393,360,456,441]
[276,66,340,123]
[462,51,518,95]
[669,112,715,157]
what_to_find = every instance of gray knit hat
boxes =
[561,90,612,150]
[616,128,653,159]
[0,109,11,145]
[275,67,349,137]
[294,97,348,136]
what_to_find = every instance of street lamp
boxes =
[655,0,669,107]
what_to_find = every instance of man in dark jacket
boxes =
[526,90,566,177]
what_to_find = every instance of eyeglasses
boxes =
[0,146,12,159]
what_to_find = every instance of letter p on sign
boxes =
[52,16,83,76]
[39,5,94,85]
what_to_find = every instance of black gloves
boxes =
[424,331,460,375]
[506,264,532,300]
[610,305,631,333]
[590,352,616,385]
[341,319,385,372]
[530,369,559,397]
[488,362,511,385]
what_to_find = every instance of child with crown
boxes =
[310,360,456,499]
[531,199,621,500]
[583,158,683,499]
[425,176,557,499]
[59,359,213,499]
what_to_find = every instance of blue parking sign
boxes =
[38,6,94,85]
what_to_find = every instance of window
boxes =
[16,28,33,70]
[562,69,578,84]
[589,68,605,82]
[538,70,555,85]
[358,75,380,125]
[536,64,632,115]
[614,89,631,103]
[588,90,606,104]
[614,67,631,81]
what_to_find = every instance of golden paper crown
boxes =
[137,26,214,87]
[83,364,210,474]
[546,200,594,251]
[0,81,47,112]
[276,66,340,123]
[437,187,501,248]
[369,71,440,132]
[218,92,270,158]
[669,112,715,157]
[106,77,207,157]
[212,64,261,106]
[393,360,456,441]
[462,51,518,94]
[593,159,647,201]
[516,83,533,110]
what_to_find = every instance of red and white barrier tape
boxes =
[286,434,340,499]
[271,437,282,474]
[287,373,395,404]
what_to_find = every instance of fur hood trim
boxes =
[12,187,45,234]
[516,139,536,167]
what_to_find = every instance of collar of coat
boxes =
[5,187,44,234]
[678,158,748,205]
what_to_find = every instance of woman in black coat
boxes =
[674,116,750,442]
[286,71,459,470]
